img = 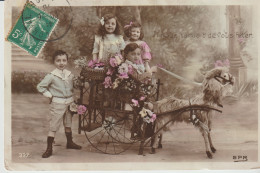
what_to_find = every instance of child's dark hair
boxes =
[97,13,121,37]
[124,21,144,40]
[124,43,141,58]
[52,50,68,62]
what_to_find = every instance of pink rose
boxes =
[118,73,129,79]
[223,59,230,67]
[151,113,156,122]
[109,57,117,67]
[106,68,114,75]
[128,65,133,74]
[103,76,112,88]
[214,60,223,68]
[131,99,139,107]
[96,62,105,67]
[77,105,87,115]
[140,96,145,101]
[88,60,96,68]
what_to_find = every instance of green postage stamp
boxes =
[7,2,58,57]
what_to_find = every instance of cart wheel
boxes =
[104,110,137,144]
[82,108,135,155]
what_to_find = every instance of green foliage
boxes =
[38,6,244,98]
[12,71,47,93]
[223,80,258,104]
[42,6,98,63]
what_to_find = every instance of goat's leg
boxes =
[158,133,163,149]
[201,129,212,159]
[207,117,216,153]
[208,132,216,153]
[150,136,155,147]
[150,133,159,154]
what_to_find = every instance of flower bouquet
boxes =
[139,107,157,123]
[69,102,87,115]
[131,96,156,124]
[78,58,106,80]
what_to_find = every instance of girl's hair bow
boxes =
[124,21,133,28]
[100,17,105,26]
[214,59,230,68]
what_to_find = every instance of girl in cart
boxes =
[92,13,125,65]
[123,43,156,139]
[124,21,153,74]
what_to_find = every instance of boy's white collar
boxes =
[51,68,71,80]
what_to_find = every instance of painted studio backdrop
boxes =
[11,5,258,162]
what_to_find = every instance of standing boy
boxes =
[37,50,81,158]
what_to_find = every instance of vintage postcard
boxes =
[4,0,260,171]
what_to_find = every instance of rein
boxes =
[214,73,233,86]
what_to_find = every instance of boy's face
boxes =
[130,27,141,41]
[105,18,116,34]
[126,48,142,64]
[54,54,68,71]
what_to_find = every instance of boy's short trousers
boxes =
[49,102,73,132]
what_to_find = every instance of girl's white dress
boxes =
[92,34,125,64]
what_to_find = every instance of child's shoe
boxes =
[65,132,82,150]
[42,136,54,158]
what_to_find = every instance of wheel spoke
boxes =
[112,126,132,143]
[105,131,109,153]
[111,132,116,154]
[97,129,106,145]
[110,126,122,142]
[88,128,105,140]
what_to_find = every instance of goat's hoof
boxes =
[150,147,155,154]
[206,151,213,159]
[158,143,163,149]
[211,147,216,153]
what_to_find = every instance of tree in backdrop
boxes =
[41,6,242,98]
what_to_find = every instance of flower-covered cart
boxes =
[74,56,223,155]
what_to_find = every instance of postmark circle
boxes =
[21,0,73,42]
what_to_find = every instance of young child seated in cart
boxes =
[37,50,82,158]
[124,21,153,74]
[124,43,157,82]
[124,43,157,139]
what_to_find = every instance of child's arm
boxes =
[37,74,53,99]
[92,35,101,62]
[144,61,152,74]
[93,53,99,62]
[141,42,152,74]
[130,71,152,82]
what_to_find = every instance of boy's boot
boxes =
[65,132,82,150]
[42,136,54,158]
